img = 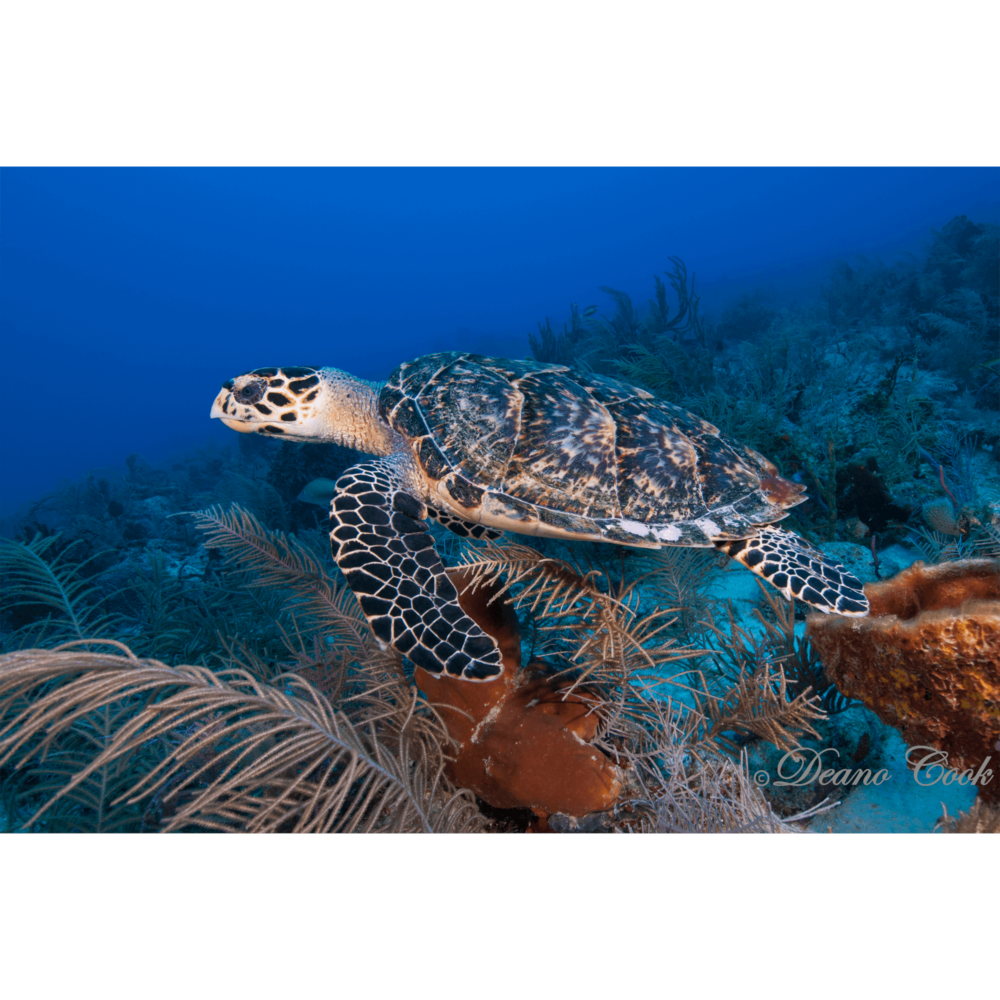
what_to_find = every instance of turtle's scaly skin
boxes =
[211,352,869,680]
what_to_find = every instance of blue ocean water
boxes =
[1,167,998,833]
[1,167,997,515]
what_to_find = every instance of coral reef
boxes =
[806,559,1000,802]
[2,214,996,833]
[1,510,833,834]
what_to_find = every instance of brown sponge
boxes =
[806,559,1000,802]
[414,569,623,825]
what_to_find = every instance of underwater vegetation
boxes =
[0,507,838,833]
[1,214,998,832]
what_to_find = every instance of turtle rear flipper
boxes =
[329,460,504,680]
[716,525,869,616]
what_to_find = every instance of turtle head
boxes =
[210,365,396,454]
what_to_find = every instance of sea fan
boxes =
[0,641,485,833]
[0,534,124,651]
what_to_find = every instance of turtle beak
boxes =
[210,388,257,433]
[209,389,228,420]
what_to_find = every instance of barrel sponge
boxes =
[806,559,1000,802]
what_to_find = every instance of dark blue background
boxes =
[2,167,997,515]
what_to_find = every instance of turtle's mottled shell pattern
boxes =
[378,352,802,547]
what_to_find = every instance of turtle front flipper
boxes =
[329,461,504,680]
[716,525,869,616]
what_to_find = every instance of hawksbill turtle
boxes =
[210,352,868,680]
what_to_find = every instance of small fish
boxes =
[582,304,598,317]
[297,477,340,508]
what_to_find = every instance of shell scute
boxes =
[501,371,619,518]
[389,396,430,440]
[418,355,521,484]
[539,506,591,533]
[692,434,763,509]
[444,474,485,511]
[378,385,405,417]
[573,370,654,405]
[481,491,540,527]
[485,357,569,381]
[416,436,451,482]
[609,397,705,520]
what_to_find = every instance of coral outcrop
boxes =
[806,559,1000,802]
[413,570,623,826]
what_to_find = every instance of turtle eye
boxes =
[235,380,266,405]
